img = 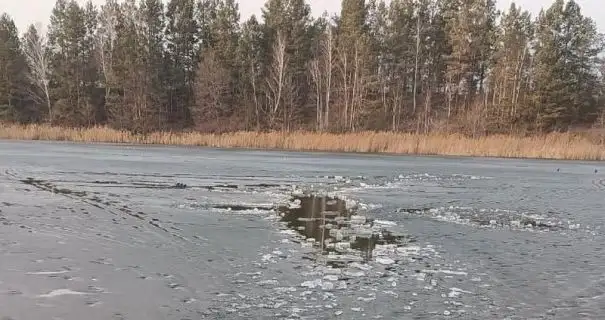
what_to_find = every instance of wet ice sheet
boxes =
[0,160,477,319]
[0,172,316,319]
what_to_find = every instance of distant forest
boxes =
[0,0,604,135]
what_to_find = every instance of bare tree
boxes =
[192,48,230,131]
[337,46,349,130]
[413,10,422,115]
[96,0,119,108]
[322,26,334,130]
[22,23,52,123]
[309,58,322,130]
[264,31,289,129]
[247,58,261,130]
[309,26,336,132]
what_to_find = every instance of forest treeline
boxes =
[0,0,604,135]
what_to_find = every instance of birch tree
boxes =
[22,23,52,123]
[264,31,289,129]
[96,0,120,119]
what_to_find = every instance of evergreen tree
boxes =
[0,13,29,122]
[140,0,167,130]
[444,0,497,119]
[107,0,140,129]
[532,0,603,131]
[165,0,199,128]
[47,0,99,126]
[191,0,240,131]
[195,0,218,51]
[210,0,240,71]
[0,0,603,135]
[237,15,264,129]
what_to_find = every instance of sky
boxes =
[1,0,603,34]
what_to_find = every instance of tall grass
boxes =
[1,123,603,160]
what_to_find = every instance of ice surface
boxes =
[2,141,603,320]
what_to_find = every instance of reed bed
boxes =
[1,123,603,161]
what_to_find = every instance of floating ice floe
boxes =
[274,287,297,294]
[422,269,468,276]
[448,287,473,298]
[323,275,339,281]
[300,279,336,291]
[374,220,397,227]
[376,257,396,265]
[257,279,280,286]
[399,206,584,233]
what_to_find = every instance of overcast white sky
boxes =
[1,0,603,33]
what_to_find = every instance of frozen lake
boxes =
[1,140,604,319]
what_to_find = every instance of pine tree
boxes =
[140,0,167,130]
[0,13,29,122]
[210,0,240,72]
[1,0,605,134]
[443,0,497,121]
[561,0,604,125]
[195,0,218,51]
[165,0,199,128]
[107,0,140,129]
[237,15,264,129]
[532,0,603,131]
[191,0,240,131]
[82,1,101,125]
[106,0,166,132]
[47,0,99,126]
[416,0,449,134]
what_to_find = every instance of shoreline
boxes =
[1,124,604,161]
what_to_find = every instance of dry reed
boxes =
[1,123,603,161]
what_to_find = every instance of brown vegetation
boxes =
[1,123,603,161]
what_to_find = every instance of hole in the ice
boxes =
[277,195,409,266]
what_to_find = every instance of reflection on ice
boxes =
[277,195,409,266]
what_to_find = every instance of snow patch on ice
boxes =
[26,270,70,275]
[37,289,88,298]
